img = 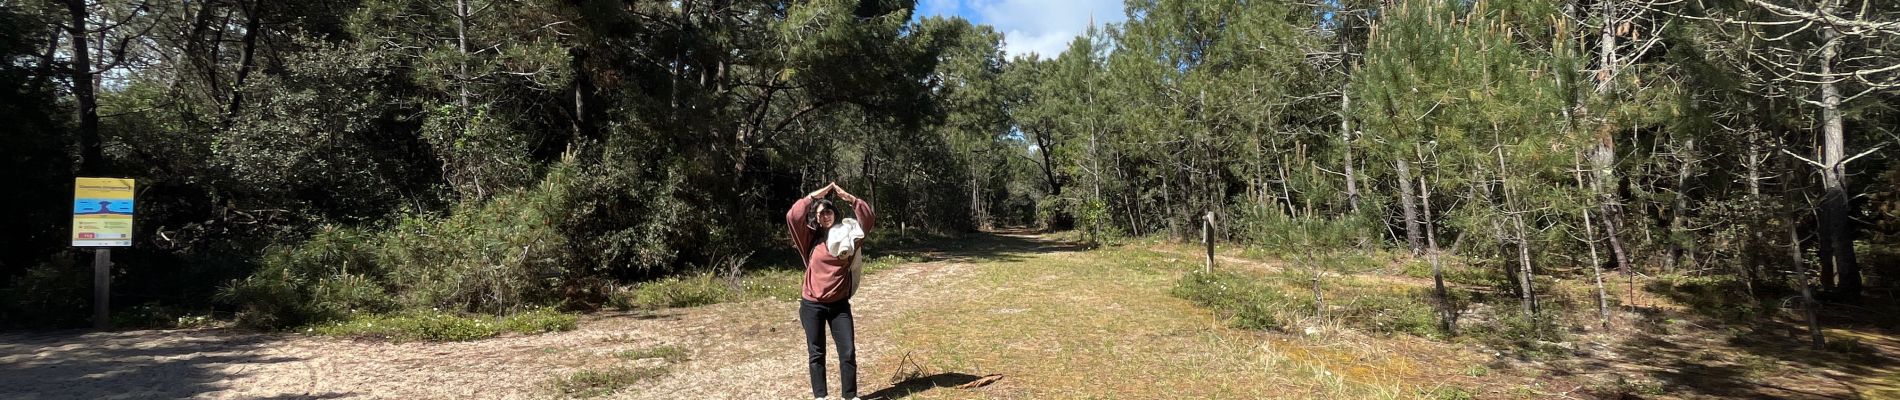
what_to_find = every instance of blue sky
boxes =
[914,0,1126,59]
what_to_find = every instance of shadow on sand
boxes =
[0,329,349,398]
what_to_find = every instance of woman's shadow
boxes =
[862,372,985,399]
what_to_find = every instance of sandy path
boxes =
[0,233,1050,400]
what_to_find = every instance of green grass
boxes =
[1171,267,1446,338]
[311,309,578,342]
[1427,386,1477,400]
[616,345,688,362]
[885,242,1489,397]
[1171,270,1294,331]
[550,366,668,397]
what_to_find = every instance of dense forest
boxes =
[0,0,1894,351]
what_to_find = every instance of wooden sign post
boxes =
[74,178,135,330]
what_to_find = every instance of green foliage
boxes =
[1174,267,1445,338]
[1172,271,1293,331]
[500,308,580,334]
[0,256,92,328]
[616,345,689,362]
[311,309,578,342]
[1331,287,1443,337]
[1,0,1891,345]
[313,312,503,342]
[1647,275,1769,323]
[1462,308,1569,359]
[550,366,669,398]
[1428,386,1477,400]
[611,273,738,310]
[220,159,594,328]
[1231,205,1382,253]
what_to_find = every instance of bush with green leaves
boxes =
[1229,205,1382,254]
[0,256,92,328]
[1172,270,1293,331]
[220,161,588,328]
[313,312,502,342]
[610,273,739,310]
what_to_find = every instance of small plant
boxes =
[1593,375,1666,397]
[1824,335,1865,354]
[175,314,218,329]
[1429,386,1476,400]
[616,345,688,362]
[612,273,737,310]
[1172,270,1291,331]
[550,366,668,397]
[1462,364,1490,377]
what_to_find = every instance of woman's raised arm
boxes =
[833,185,874,233]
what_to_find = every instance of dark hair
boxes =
[805,198,837,231]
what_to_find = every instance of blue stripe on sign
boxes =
[74,199,134,215]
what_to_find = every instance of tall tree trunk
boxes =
[1790,215,1825,349]
[64,0,102,175]
[1340,75,1360,214]
[1420,168,1452,334]
[1593,0,1634,281]
[1397,158,1422,255]
[1499,143,1535,317]
[570,48,594,142]
[1815,3,1860,300]
[1576,155,1611,328]
[970,153,984,229]
[222,0,264,127]
[1666,138,1696,273]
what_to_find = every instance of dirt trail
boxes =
[9,232,1892,399]
[0,231,1068,400]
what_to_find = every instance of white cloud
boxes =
[967,0,1124,58]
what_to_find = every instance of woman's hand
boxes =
[807,183,835,199]
[831,183,858,203]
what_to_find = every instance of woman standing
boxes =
[785,182,875,400]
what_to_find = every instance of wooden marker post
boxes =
[94,249,110,329]
[1203,212,1215,274]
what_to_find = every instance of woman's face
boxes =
[816,206,836,229]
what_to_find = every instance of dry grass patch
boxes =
[881,244,1521,398]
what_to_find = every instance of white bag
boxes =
[826,218,866,295]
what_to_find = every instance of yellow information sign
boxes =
[73,177,135,247]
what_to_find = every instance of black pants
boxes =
[799,298,856,399]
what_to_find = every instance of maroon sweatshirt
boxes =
[786,196,876,303]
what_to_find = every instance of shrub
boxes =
[1332,287,1442,337]
[1172,270,1293,331]
[1428,386,1476,400]
[612,273,737,310]
[0,255,92,328]
[313,312,502,342]
[220,162,585,328]
[1229,204,1381,253]
[218,226,395,328]
[1647,274,1766,323]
